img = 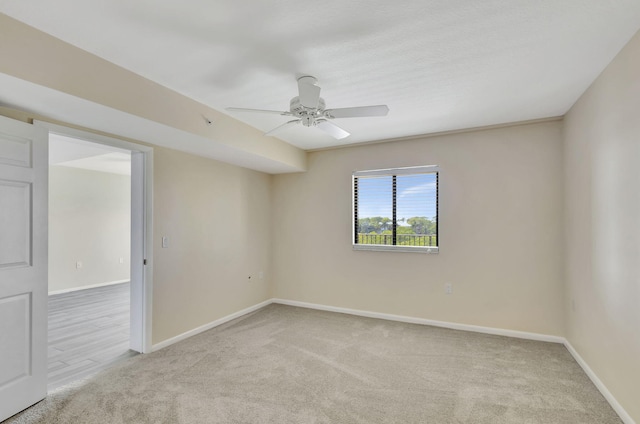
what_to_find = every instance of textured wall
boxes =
[273,121,565,336]
[563,30,640,422]
[48,166,130,292]
[152,147,272,344]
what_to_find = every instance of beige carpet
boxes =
[7,304,621,423]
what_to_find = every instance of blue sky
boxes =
[357,173,437,224]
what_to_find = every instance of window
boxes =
[353,166,438,253]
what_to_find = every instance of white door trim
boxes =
[34,121,154,354]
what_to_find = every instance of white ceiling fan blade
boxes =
[297,76,321,108]
[316,120,350,140]
[265,119,300,137]
[324,105,389,119]
[226,107,292,116]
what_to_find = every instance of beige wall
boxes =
[563,30,640,422]
[152,147,272,344]
[49,166,130,292]
[273,121,565,336]
[0,107,274,347]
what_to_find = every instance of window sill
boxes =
[353,244,439,254]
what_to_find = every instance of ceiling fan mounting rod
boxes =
[297,75,318,85]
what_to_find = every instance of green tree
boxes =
[406,217,436,234]
[358,216,392,234]
[396,226,414,235]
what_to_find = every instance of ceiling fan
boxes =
[226,76,389,140]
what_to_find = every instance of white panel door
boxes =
[0,116,48,421]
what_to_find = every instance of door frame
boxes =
[36,121,154,354]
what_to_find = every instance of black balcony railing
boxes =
[357,234,437,247]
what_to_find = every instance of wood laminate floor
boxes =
[48,282,138,390]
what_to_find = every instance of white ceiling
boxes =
[2,1,640,150]
[50,133,131,176]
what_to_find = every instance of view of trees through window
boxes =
[354,171,438,247]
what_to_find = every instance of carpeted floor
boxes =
[6,304,621,423]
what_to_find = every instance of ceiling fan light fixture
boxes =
[301,115,315,127]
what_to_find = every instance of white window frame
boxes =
[352,165,439,253]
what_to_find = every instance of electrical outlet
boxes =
[76,261,82,269]
[445,283,453,295]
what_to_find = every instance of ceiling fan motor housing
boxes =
[227,76,388,139]
[290,96,326,126]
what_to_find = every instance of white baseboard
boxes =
[48,279,129,295]
[272,298,565,343]
[151,299,272,352]
[563,340,635,424]
[274,299,632,422]
[149,297,632,423]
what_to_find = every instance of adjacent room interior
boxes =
[0,2,638,423]
[47,134,135,389]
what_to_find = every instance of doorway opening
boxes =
[48,134,133,389]
[39,122,153,390]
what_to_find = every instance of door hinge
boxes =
[143,259,147,265]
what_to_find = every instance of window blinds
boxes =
[354,166,438,248]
